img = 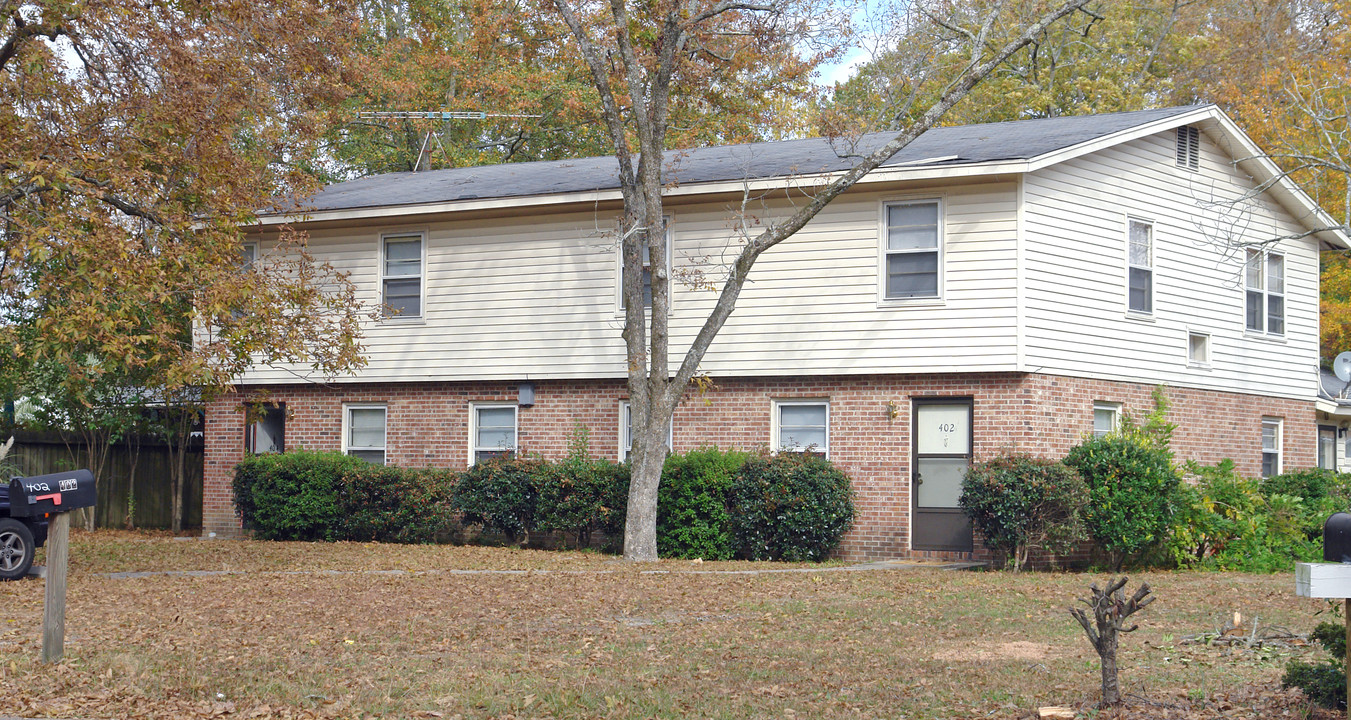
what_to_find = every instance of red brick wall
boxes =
[202,373,1316,560]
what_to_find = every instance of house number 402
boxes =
[937,423,956,433]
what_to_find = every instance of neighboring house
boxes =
[1317,368,1351,472]
[203,105,1350,560]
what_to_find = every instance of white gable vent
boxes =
[1175,126,1200,170]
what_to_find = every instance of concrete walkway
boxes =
[81,558,986,580]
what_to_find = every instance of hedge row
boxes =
[233,445,856,561]
[961,432,1347,572]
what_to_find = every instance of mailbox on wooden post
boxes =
[9,469,97,663]
[1296,513,1351,719]
[8,470,96,518]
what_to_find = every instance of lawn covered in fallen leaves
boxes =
[0,530,1340,719]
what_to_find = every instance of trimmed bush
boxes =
[959,455,1088,571]
[728,453,855,562]
[656,447,749,560]
[233,450,460,543]
[1064,433,1181,570]
[537,455,629,547]
[233,450,366,540]
[334,464,459,544]
[453,454,547,544]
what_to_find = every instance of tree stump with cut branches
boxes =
[1069,577,1154,707]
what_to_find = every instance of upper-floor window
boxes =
[1187,331,1211,367]
[471,404,517,465]
[773,400,829,457]
[382,233,423,319]
[1261,417,1282,477]
[1176,126,1200,170]
[619,401,673,461]
[345,404,387,465]
[618,219,671,310]
[240,242,258,270]
[1245,250,1284,336]
[1127,219,1152,314]
[883,200,941,300]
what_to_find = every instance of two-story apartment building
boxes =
[204,105,1350,560]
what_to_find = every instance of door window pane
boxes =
[916,404,970,454]
[915,457,969,508]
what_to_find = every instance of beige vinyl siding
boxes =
[241,180,1020,384]
[1021,129,1320,400]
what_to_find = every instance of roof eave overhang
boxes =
[252,158,1032,227]
[1317,398,1351,416]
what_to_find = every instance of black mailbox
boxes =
[7,470,96,517]
[1325,512,1351,563]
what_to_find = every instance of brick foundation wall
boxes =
[202,372,1316,561]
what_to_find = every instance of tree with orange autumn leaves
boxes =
[1,0,374,528]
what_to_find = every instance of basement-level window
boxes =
[773,400,829,457]
[1092,402,1120,437]
[471,404,517,465]
[1176,126,1199,170]
[1261,418,1282,478]
[619,401,673,462]
[344,404,387,465]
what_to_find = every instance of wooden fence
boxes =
[6,430,203,530]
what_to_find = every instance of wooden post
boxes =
[41,512,70,663]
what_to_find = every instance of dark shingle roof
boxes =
[1323,368,1351,404]
[289,106,1205,214]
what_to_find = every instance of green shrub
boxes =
[1283,618,1348,710]
[453,454,546,544]
[728,453,855,562]
[234,450,462,543]
[334,465,460,544]
[1167,461,1332,572]
[959,455,1088,571]
[232,450,366,541]
[1064,433,1180,570]
[656,447,750,560]
[537,454,629,547]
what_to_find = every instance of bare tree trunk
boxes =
[623,431,668,560]
[1069,577,1154,707]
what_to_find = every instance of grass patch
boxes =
[0,531,1337,719]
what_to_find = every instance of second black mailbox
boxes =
[8,470,96,517]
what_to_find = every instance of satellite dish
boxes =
[1335,352,1351,383]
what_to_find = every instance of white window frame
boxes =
[1125,218,1153,316]
[879,198,944,304]
[1245,249,1285,337]
[470,403,518,466]
[617,216,673,312]
[1187,330,1211,367]
[1092,401,1121,438]
[772,399,830,458]
[1261,417,1283,478]
[380,231,426,320]
[240,241,258,269]
[619,401,673,461]
[343,403,387,465]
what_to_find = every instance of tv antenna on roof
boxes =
[356,109,544,172]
